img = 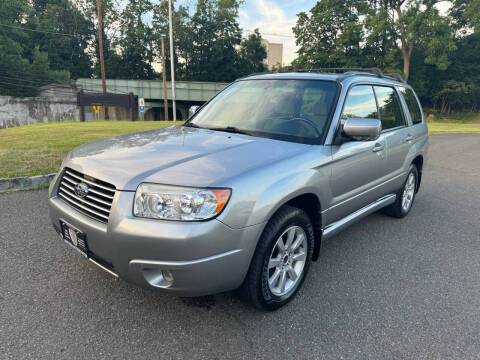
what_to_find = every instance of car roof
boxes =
[242,71,410,88]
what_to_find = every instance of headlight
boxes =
[133,183,231,221]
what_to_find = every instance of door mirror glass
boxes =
[343,117,382,141]
[188,105,200,119]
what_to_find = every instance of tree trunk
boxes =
[401,43,413,81]
[395,3,413,81]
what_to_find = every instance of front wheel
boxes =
[241,205,314,310]
[383,164,418,218]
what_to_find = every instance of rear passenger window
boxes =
[400,87,423,124]
[341,85,378,125]
[373,86,405,130]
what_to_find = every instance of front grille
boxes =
[57,168,116,223]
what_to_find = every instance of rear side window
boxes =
[341,85,378,125]
[399,87,423,124]
[373,86,405,130]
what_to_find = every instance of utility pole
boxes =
[160,35,169,121]
[168,0,177,122]
[96,0,109,119]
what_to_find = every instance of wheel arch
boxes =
[412,155,424,191]
[285,193,322,261]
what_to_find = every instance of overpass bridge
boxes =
[76,79,228,120]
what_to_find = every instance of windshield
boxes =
[189,79,339,144]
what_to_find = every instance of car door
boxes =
[372,85,411,194]
[327,84,388,224]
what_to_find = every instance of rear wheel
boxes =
[383,164,418,218]
[241,205,314,310]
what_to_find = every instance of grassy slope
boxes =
[427,122,480,133]
[0,121,180,178]
[426,110,480,133]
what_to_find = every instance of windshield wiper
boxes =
[206,126,254,136]
[184,122,202,128]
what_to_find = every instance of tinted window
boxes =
[374,86,405,130]
[190,79,339,143]
[400,87,423,124]
[341,85,378,124]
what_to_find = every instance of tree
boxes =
[152,0,192,80]
[0,0,68,96]
[115,0,155,79]
[26,0,94,79]
[292,0,365,69]
[366,0,456,81]
[238,29,267,75]
[451,0,480,33]
[188,0,243,82]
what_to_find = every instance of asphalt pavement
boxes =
[1,134,480,359]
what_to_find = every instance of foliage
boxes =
[0,0,70,96]
[114,0,155,79]
[26,0,94,79]
[238,29,268,75]
[0,0,266,94]
[293,0,480,113]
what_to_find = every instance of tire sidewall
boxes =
[258,208,314,309]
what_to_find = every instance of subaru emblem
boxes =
[75,182,89,198]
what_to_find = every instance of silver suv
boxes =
[49,69,428,310]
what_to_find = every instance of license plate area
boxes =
[60,220,88,258]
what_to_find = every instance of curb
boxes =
[0,173,57,192]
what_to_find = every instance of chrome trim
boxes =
[58,193,110,221]
[89,258,119,278]
[59,186,110,213]
[129,249,242,268]
[322,194,396,239]
[58,168,116,223]
[65,170,116,192]
[63,176,114,199]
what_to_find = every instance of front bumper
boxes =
[49,191,264,296]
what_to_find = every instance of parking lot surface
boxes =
[1,134,480,359]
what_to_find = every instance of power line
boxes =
[0,23,88,38]
[0,74,67,87]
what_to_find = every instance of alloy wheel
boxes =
[267,225,308,297]
[402,172,416,212]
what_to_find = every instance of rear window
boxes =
[399,87,423,124]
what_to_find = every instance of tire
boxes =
[241,205,314,310]
[383,164,418,218]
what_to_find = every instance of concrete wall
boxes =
[0,93,78,129]
[0,83,204,128]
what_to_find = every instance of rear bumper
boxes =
[49,191,264,296]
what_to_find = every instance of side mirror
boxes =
[188,105,200,119]
[343,117,382,141]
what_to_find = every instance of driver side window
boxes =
[341,85,378,125]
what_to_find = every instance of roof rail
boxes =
[384,73,404,82]
[294,67,405,82]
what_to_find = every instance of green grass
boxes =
[0,121,182,178]
[427,122,480,133]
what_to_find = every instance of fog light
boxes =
[162,270,174,283]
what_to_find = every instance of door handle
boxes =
[372,143,384,152]
[405,134,414,142]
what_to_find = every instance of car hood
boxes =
[65,126,312,191]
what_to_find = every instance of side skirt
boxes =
[321,194,396,240]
